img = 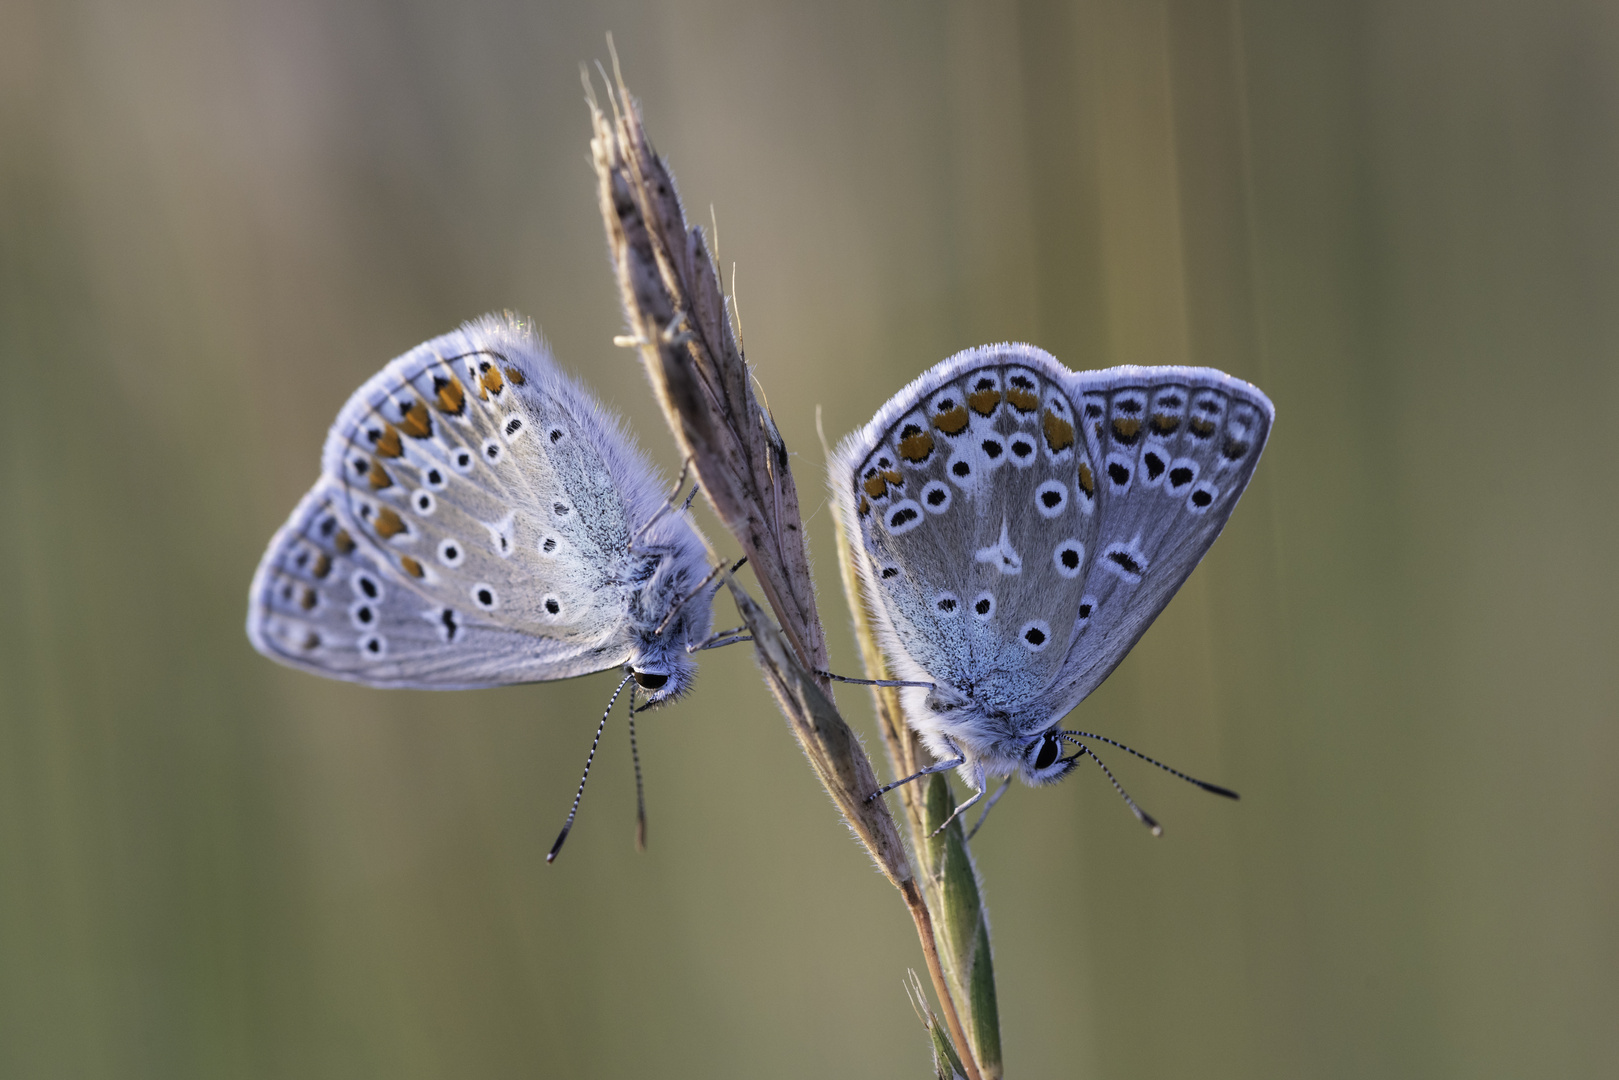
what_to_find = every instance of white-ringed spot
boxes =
[920,481,952,514]
[471,583,499,611]
[1019,620,1051,651]
[423,466,448,490]
[1053,540,1085,579]
[412,490,436,516]
[1101,540,1148,584]
[1035,479,1068,518]
[359,633,386,657]
[1139,445,1170,487]
[348,600,377,631]
[885,500,925,535]
[1008,434,1038,468]
[934,591,961,617]
[1187,482,1219,515]
[350,571,382,601]
[437,538,465,568]
[972,592,996,620]
[482,438,504,465]
[451,448,475,474]
[1166,457,1199,492]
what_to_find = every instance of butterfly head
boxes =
[626,637,699,706]
[1018,728,1078,786]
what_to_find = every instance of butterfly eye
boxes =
[1034,735,1062,771]
[633,671,668,690]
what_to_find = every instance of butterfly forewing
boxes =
[249,315,679,689]
[844,348,1103,706]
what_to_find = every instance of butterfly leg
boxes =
[928,777,986,839]
[691,626,753,651]
[817,670,936,690]
[865,747,966,802]
[966,777,1014,841]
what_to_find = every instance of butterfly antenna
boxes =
[1061,739,1161,836]
[654,556,747,636]
[1059,730,1239,800]
[548,672,634,863]
[627,684,647,852]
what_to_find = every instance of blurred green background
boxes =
[3,1,1616,1077]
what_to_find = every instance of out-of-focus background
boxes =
[3,1,1615,1077]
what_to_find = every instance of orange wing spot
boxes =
[882,468,902,488]
[1189,417,1216,438]
[1006,386,1039,412]
[300,630,321,650]
[932,405,969,435]
[367,461,393,490]
[858,496,871,517]
[312,552,332,579]
[1150,413,1180,436]
[1043,409,1076,452]
[334,529,356,555]
[480,363,505,396]
[434,375,467,415]
[1111,417,1141,443]
[967,388,1002,416]
[374,507,406,539]
[897,425,935,463]
[503,366,525,386]
[372,423,403,458]
[399,400,433,439]
[299,586,318,611]
[864,474,890,499]
[1077,462,1096,497]
[400,555,425,578]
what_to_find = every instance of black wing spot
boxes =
[550,428,564,443]
[889,506,919,528]
[1024,626,1045,646]
[545,598,560,615]
[1192,489,1213,507]
[1108,550,1142,575]
[881,567,899,579]
[1144,452,1165,480]
[1169,467,1193,487]
[952,461,971,478]
[542,537,557,553]
[1041,490,1062,508]
[505,417,523,436]
[441,609,459,641]
[358,576,378,599]
[554,503,570,516]
[1108,462,1130,486]
[1011,439,1033,459]
[927,487,948,507]
[975,597,991,615]
[982,439,1003,459]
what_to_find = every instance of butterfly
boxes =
[247,314,726,853]
[830,344,1273,834]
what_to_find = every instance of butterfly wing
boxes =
[831,345,1103,711]
[1048,365,1273,708]
[832,345,1272,729]
[248,313,676,689]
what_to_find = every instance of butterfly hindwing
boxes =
[249,314,687,689]
[1053,369,1272,709]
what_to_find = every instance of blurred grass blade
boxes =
[907,971,969,1080]
[923,776,1002,1076]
